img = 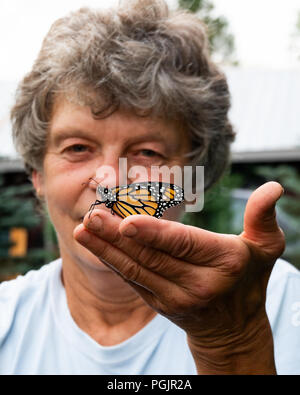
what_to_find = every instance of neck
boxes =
[61,253,156,346]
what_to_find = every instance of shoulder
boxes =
[0,259,61,336]
[0,259,61,299]
[266,257,300,332]
[266,259,300,374]
[267,258,300,305]
[267,258,299,294]
[270,257,299,279]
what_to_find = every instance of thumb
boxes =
[242,181,285,246]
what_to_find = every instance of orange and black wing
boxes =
[111,182,183,219]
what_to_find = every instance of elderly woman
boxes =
[1,0,299,375]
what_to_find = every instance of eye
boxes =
[139,149,160,157]
[129,147,166,167]
[67,144,88,153]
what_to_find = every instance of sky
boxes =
[0,0,299,82]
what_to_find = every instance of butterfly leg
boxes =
[88,200,102,218]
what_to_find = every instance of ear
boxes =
[32,170,44,198]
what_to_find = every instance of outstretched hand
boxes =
[74,181,285,374]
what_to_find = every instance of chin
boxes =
[59,234,111,273]
[78,246,113,272]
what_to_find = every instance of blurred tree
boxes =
[0,175,58,280]
[296,11,300,32]
[178,0,238,64]
[182,169,244,233]
[253,165,300,269]
[178,1,240,231]
[290,10,300,61]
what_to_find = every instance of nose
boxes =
[86,177,99,192]
[90,156,128,190]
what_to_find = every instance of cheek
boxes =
[44,180,78,225]
[44,152,86,186]
[42,167,87,217]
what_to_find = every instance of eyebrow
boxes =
[126,132,182,156]
[50,129,96,146]
[50,128,170,147]
[124,132,168,146]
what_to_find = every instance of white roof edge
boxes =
[231,149,300,163]
[0,158,24,173]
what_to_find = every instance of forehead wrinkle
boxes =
[50,125,167,146]
[49,114,172,147]
[48,96,188,152]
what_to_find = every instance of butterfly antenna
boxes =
[81,178,101,187]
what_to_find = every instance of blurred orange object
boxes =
[9,227,28,257]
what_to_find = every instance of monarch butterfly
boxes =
[88,181,184,219]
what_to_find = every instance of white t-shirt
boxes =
[0,258,299,375]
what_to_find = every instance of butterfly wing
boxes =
[110,184,158,218]
[154,182,184,218]
[111,182,184,219]
[112,200,160,218]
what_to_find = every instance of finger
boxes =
[74,223,245,312]
[74,223,172,292]
[243,182,284,236]
[83,210,201,282]
[84,208,123,235]
[118,215,224,264]
[73,223,185,311]
[242,181,285,256]
[84,209,153,265]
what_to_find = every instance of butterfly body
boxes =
[89,181,184,219]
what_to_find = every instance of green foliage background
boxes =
[0,175,59,278]
[178,0,237,64]
[253,165,300,268]
[182,170,244,233]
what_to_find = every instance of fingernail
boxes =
[122,224,137,237]
[87,215,103,231]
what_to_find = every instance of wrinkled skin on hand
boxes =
[74,182,285,374]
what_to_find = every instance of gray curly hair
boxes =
[11,0,235,190]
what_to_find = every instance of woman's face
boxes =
[33,96,190,269]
